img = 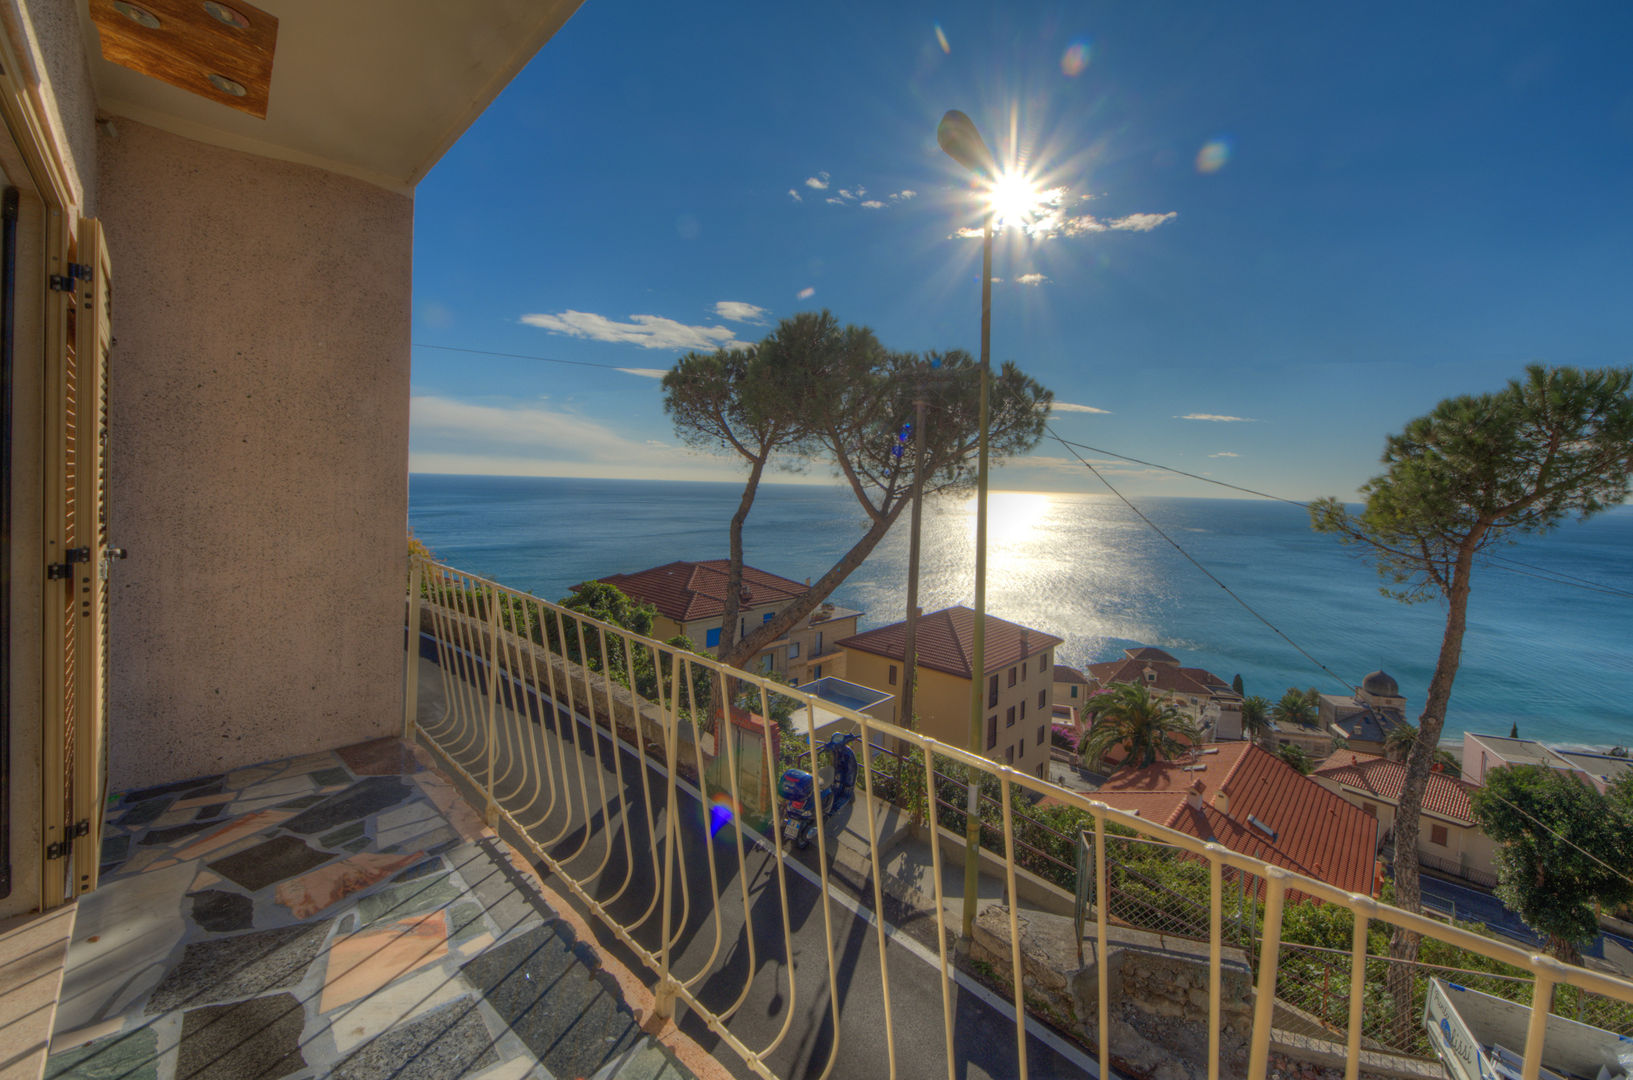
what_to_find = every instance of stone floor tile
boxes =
[274,850,422,919]
[176,992,307,1080]
[312,766,352,786]
[137,819,220,846]
[328,998,498,1080]
[54,860,195,1034]
[144,920,332,1014]
[383,825,458,855]
[320,821,367,848]
[100,834,130,863]
[319,912,450,1013]
[207,834,333,892]
[275,794,326,809]
[325,965,474,1054]
[585,1043,691,1080]
[172,792,232,810]
[280,778,414,836]
[462,1056,542,1080]
[452,842,545,937]
[44,1025,160,1080]
[336,738,425,778]
[461,924,644,1080]
[394,857,443,884]
[191,801,231,821]
[117,797,173,829]
[341,837,372,854]
[189,889,255,933]
[372,800,441,849]
[121,775,224,805]
[237,774,318,804]
[356,872,463,927]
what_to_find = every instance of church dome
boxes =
[1361,670,1400,697]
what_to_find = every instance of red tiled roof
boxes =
[1126,646,1179,663]
[1095,742,1378,895]
[834,606,1064,680]
[593,560,808,622]
[1313,751,1478,826]
[1088,658,1226,699]
[1053,665,1089,685]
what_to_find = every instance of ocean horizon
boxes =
[408,473,1633,754]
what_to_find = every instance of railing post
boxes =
[403,556,423,741]
[1205,843,1225,1080]
[483,586,501,826]
[1345,895,1376,1080]
[1247,868,1289,1080]
[654,648,682,1024]
[1521,959,1561,1080]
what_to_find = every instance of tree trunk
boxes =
[713,455,767,721]
[722,499,909,671]
[1386,527,1484,1039]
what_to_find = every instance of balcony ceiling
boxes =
[77,0,583,192]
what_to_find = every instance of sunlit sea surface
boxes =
[409,475,1633,752]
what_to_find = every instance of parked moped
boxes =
[775,732,861,850]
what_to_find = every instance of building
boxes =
[1086,646,1244,741]
[835,607,1062,777]
[1462,733,1633,796]
[1052,664,1089,725]
[591,560,861,681]
[1095,742,1379,897]
[1318,670,1409,755]
[1313,750,1497,888]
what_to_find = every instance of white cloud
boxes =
[788,188,802,202]
[891,190,917,200]
[713,301,768,324]
[1177,413,1258,423]
[1015,272,1049,286]
[1109,212,1179,232]
[1208,451,1240,458]
[838,188,859,200]
[805,172,830,190]
[521,310,742,351]
[950,226,984,239]
[617,368,668,379]
[1053,402,1110,414]
[826,197,845,205]
[861,200,885,209]
[796,287,815,300]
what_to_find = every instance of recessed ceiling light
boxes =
[202,1,250,29]
[207,73,247,97]
[112,2,161,29]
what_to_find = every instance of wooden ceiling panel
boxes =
[88,0,277,119]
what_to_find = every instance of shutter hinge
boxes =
[46,820,90,860]
[47,546,92,580]
[48,263,92,292]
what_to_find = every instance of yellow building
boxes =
[1312,750,1499,889]
[593,560,860,681]
[836,607,1062,778]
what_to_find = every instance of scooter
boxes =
[775,732,861,850]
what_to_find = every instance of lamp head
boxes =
[937,110,996,177]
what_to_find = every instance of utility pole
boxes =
[899,370,929,735]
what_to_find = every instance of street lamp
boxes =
[938,109,996,944]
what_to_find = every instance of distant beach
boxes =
[409,474,1633,753]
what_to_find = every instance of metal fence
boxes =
[1418,849,1500,890]
[405,555,1633,1080]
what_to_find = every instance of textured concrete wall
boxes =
[98,120,412,790]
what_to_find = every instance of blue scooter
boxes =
[776,732,861,850]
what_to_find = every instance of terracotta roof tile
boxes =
[834,606,1063,680]
[592,560,808,623]
[1053,665,1089,685]
[1313,751,1478,825]
[1096,743,1378,895]
[1088,658,1222,698]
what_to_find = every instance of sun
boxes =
[986,169,1050,231]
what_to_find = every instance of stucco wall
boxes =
[97,120,412,790]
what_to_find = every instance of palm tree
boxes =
[1240,695,1272,744]
[1079,683,1200,772]
[1384,721,1458,770]
[1271,686,1320,729]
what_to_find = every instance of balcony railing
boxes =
[405,555,1633,1080]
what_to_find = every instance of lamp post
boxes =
[937,109,995,944]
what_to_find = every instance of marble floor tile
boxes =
[373,800,442,849]
[137,820,220,846]
[356,873,463,927]
[311,766,352,786]
[319,912,450,1013]
[337,737,425,777]
[188,889,255,933]
[44,1024,160,1080]
[237,774,319,805]
[145,919,333,1014]
[328,999,498,1080]
[319,821,367,848]
[117,797,173,829]
[207,835,333,892]
[54,860,195,1034]
[281,778,415,836]
[324,965,473,1053]
[121,775,224,805]
[176,992,307,1080]
[274,850,422,919]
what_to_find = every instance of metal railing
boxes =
[404,556,1633,1080]
[1418,849,1500,890]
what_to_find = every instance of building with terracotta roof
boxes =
[1313,749,1496,888]
[1317,670,1409,755]
[1051,664,1090,725]
[1096,742,1379,898]
[1086,646,1244,740]
[590,560,861,681]
[835,607,1063,776]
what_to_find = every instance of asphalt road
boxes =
[414,637,1104,1080]
[1419,872,1633,975]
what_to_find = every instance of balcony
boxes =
[8,557,1630,1080]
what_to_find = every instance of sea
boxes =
[408,474,1633,753]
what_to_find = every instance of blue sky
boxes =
[410,1,1633,501]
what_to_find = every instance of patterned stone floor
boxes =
[46,738,697,1080]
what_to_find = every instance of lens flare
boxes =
[1196,138,1232,174]
[1061,38,1092,77]
[934,23,950,54]
[707,793,738,839]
